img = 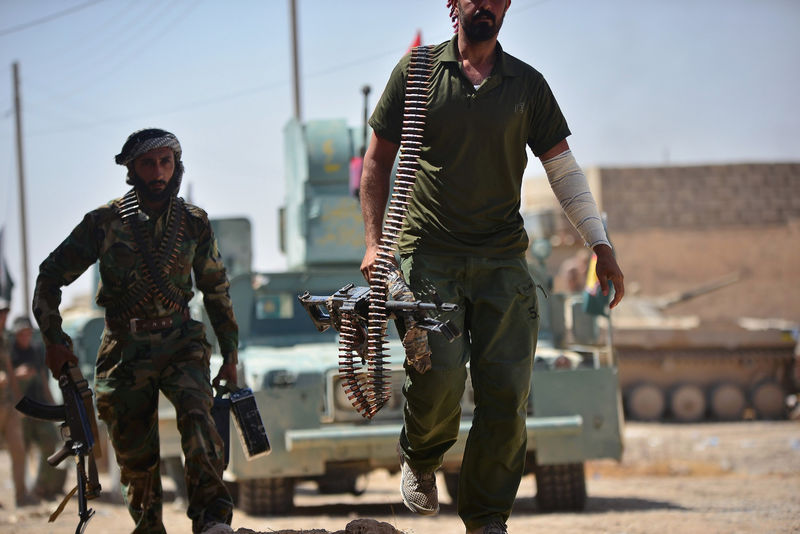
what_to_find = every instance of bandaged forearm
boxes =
[542,150,610,248]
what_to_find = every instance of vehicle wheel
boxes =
[534,462,586,511]
[443,472,460,503]
[670,384,706,422]
[710,383,746,420]
[626,383,665,421]
[751,381,786,419]
[238,478,294,515]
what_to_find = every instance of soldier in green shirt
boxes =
[360,2,625,533]
[32,129,238,534]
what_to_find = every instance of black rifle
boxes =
[16,364,102,534]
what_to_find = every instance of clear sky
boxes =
[1,0,798,320]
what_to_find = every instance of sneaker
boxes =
[467,521,508,534]
[200,521,234,534]
[398,447,439,515]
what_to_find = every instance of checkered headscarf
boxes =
[447,0,458,32]
[115,128,182,166]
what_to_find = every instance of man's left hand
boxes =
[213,362,238,389]
[593,244,625,309]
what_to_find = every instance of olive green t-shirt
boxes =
[369,36,571,258]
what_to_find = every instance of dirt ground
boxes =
[1,421,798,534]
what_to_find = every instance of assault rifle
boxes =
[16,363,102,534]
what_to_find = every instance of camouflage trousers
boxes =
[399,254,538,531]
[95,319,232,534]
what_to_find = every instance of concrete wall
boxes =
[521,162,800,322]
[597,163,800,232]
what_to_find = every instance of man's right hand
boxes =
[360,245,381,282]
[45,344,79,377]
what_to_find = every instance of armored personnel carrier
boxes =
[610,276,796,422]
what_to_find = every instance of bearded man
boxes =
[32,128,238,534]
[359,2,625,533]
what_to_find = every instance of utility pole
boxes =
[12,62,31,314]
[289,0,302,121]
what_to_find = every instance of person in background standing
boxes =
[0,301,39,508]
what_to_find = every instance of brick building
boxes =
[521,162,800,323]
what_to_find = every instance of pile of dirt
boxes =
[235,518,405,534]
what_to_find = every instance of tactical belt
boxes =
[106,310,190,334]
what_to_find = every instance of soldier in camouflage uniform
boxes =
[32,129,238,534]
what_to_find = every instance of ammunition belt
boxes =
[339,45,433,418]
[115,190,190,317]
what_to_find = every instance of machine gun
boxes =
[16,363,102,534]
[299,269,460,418]
[300,283,460,342]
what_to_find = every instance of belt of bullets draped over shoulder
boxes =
[338,46,434,418]
[111,189,190,319]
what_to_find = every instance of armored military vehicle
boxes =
[608,276,797,422]
[154,116,625,515]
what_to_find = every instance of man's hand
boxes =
[593,244,625,309]
[213,362,238,389]
[45,344,79,377]
[360,245,381,282]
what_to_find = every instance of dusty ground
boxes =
[1,421,799,534]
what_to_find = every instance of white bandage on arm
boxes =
[542,149,610,249]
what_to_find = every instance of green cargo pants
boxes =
[399,254,538,530]
[95,319,232,534]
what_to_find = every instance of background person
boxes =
[9,316,64,501]
[0,300,38,508]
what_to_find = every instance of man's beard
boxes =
[131,173,180,203]
[460,7,505,42]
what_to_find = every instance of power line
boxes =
[19,1,559,136]
[24,44,407,137]
[43,0,193,101]
[0,0,111,37]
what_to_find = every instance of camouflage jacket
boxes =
[33,194,239,364]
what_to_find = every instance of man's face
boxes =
[15,327,32,349]
[132,146,175,202]
[458,0,510,42]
